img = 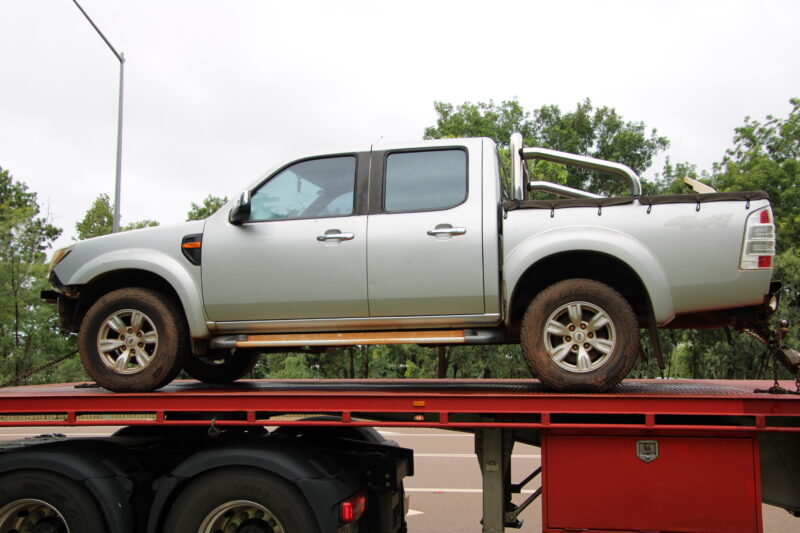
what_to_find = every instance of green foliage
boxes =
[123,219,159,231]
[649,158,704,195]
[75,194,159,240]
[0,167,82,386]
[709,98,800,250]
[774,248,800,354]
[75,193,113,240]
[424,100,532,148]
[425,98,670,195]
[187,195,229,221]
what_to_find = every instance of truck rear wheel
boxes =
[521,278,639,392]
[0,470,106,533]
[183,349,260,384]
[163,467,321,533]
[79,287,187,392]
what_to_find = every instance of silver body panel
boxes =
[202,214,369,321]
[52,221,211,337]
[51,137,773,342]
[502,198,773,325]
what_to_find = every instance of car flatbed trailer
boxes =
[1,379,799,533]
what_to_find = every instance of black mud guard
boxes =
[147,440,363,533]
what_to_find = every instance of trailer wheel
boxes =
[79,287,187,392]
[184,349,260,383]
[0,470,106,533]
[164,467,320,533]
[521,278,639,392]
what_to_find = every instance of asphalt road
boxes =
[0,426,796,532]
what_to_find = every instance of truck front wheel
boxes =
[521,278,639,392]
[0,470,106,533]
[79,287,187,392]
[163,467,321,533]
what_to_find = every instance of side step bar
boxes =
[210,329,505,350]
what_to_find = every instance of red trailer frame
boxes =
[1,378,799,532]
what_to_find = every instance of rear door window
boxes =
[384,149,467,212]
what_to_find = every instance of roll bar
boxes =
[509,133,643,200]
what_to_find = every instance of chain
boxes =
[771,356,780,388]
[753,348,800,395]
[0,351,78,388]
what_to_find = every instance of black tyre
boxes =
[183,349,260,384]
[520,278,639,392]
[0,470,106,533]
[163,467,321,533]
[79,287,187,392]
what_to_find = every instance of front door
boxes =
[202,154,369,322]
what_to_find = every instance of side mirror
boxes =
[229,191,252,225]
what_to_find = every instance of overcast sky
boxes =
[1,0,798,251]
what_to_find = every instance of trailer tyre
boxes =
[521,278,639,392]
[163,467,321,533]
[79,287,187,392]
[0,470,106,533]
[183,348,260,384]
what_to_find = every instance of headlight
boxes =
[48,244,74,274]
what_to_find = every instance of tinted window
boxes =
[249,156,356,221]
[384,149,467,212]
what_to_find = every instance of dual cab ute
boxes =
[43,134,789,392]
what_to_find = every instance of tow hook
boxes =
[743,318,800,394]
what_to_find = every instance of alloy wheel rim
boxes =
[543,301,616,373]
[96,309,158,375]
[0,499,69,533]
[198,500,284,533]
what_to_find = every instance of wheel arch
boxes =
[504,229,675,330]
[68,253,209,339]
[148,443,357,533]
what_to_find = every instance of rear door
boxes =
[367,140,485,317]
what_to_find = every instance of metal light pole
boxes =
[72,0,125,233]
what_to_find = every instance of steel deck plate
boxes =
[0,379,798,432]
[0,378,795,398]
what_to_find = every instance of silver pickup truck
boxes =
[43,134,787,392]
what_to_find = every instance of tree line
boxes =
[1,98,797,386]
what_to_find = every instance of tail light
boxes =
[740,207,775,270]
[340,491,366,524]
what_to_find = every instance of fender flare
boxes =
[67,249,210,339]
[504,226,676,325]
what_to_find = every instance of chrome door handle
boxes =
[317,232,354,241]
[427,227,466,236]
